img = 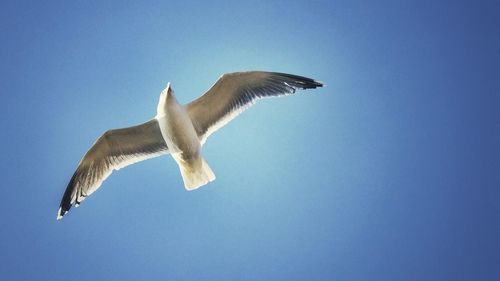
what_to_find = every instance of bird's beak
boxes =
[161,82,172,97]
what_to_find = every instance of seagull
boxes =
[57,71,323,219]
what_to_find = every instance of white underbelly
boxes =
[156,109,200,155]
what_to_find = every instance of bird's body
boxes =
[156,83,215,190]
[57,71,323,219]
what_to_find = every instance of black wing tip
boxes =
[305,80,324,89]
[57,199,74,220]
[296,78,323,90]
[57,171,80,220]
[57,193,85,220]
[57,199,82,220]
[57,207,67,220]
[269,72,324,89]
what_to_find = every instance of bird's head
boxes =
[160,82,174,98]
[156,82,177,116]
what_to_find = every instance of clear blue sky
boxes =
[1,0,499,280]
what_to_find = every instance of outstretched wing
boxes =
[186,71,323,143]
[57,119,168,219]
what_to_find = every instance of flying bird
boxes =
[57,71,323,219]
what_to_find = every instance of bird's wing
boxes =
[57,119,168,219]
[186,71,323,143]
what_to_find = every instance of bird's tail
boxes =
[179,156,215,190]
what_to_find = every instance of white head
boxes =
[156,82,175,116]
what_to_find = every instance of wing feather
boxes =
[186,71,323,143]
[57,119,168,219]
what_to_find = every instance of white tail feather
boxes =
[180,157,215,190]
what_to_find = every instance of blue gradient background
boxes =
[1,0,499,280]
